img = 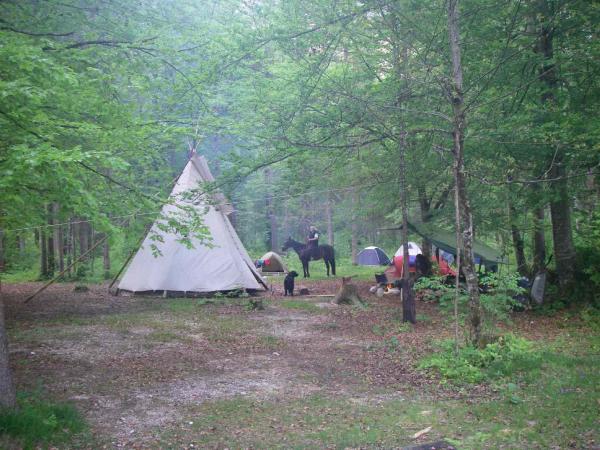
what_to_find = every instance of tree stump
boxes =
[334,277,365,306]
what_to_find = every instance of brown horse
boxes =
[282,236,336,278]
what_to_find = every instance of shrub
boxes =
[419,334,541,383]
[416,272,524,335]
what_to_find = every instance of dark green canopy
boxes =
[388,220,508,271]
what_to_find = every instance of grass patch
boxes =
[276,255,382,281]
[371,320,413,338]
[255,334,286,350]
[8,325,75,343]
[416,313,431,322]
[146,330,187,343]
[279,299,323,313]
[0,392,87,449]
[199,314,253,343]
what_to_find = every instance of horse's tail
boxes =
[331,249,336,275]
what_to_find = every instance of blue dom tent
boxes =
[357,246,391,266]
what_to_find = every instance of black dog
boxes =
[284,271,299,296]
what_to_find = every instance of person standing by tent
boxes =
[307,225,320,249]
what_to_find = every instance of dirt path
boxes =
[2,281,487,446]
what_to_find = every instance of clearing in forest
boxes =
[3,280,598,449]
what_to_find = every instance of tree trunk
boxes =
[511,223,527,277]
[90,227,95,277]
[282,202,289,242]
[66,218,74,277]
[417,184,432,259]
[351,189,358,265]
[264,168,278,251]
[326,195,334,246]
[549,161,576,288]
[53,203,64,273]
[46,205,55,277]
[532,205,546,275]
[508,201,527,276]
[79,221,89,260]
[0,296,16,408]
[0,230,4,273]
[103,229,111,280]
[400,133,416,323]
[17,234,25,259]
[39,227,48,279]
[447,0,482,346]
[534,0,576,289]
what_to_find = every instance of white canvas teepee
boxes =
[118,154,266,293]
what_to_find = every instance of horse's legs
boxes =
[302,260,309,278]
[324,259,330,276]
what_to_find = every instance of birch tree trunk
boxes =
[447,0,483,346]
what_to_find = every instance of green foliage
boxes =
[0,392,87,449]
[574,210,600,305]
[415,276,456,304]
[416,272,524,334]
[419,335,541,384]
[478,272,523,325]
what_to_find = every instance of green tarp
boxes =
[397,220,508,271]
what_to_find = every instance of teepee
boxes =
[117,154,266,294]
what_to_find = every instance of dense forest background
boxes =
[1,0,599,303]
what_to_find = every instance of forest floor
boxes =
[2,279,599,449]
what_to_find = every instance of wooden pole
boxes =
[107,224,150,290]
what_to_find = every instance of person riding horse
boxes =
[307,225,319,249]
[282,234,336,278]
